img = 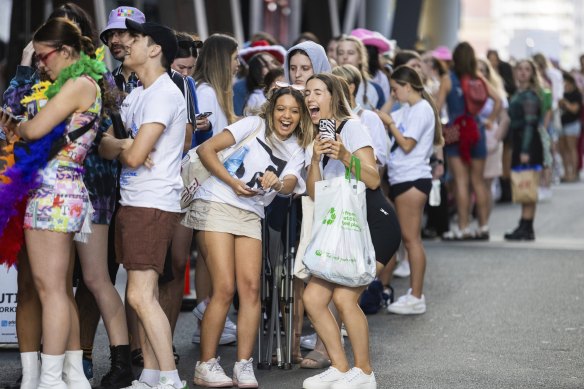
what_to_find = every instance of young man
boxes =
[100,19,187,389]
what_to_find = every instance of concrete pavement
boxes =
[1,181,583,388]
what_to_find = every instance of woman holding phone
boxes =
[185,86,311,387]
[302,73,399,389]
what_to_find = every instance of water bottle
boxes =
[224,145,249,176]
[125,72,138,93]
[429,179,441,206]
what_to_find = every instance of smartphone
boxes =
[196,112,213,120]
[318,119,336,141]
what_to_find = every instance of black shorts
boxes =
[366,188,401,266]
[389,178,432,201]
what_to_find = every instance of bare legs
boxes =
[303,277,370,374]
[76,224,128,346]
[394,188,427,298]
[448,156,490,231]
[198,231,261,361]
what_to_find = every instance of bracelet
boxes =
[276,179,284,193]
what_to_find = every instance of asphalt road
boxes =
[1,182,583,389]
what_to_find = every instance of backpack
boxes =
[460,75,488,115]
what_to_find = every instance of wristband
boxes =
[276,179,284,193]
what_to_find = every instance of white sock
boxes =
[160,370,182,388]
[139,369,160,386]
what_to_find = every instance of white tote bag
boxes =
[302,157,376,287]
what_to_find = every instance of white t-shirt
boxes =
[305,119,374,180]
[195,116,306,218]
[356,80,380,110]
[386,99,435,185]
[357,108,389,167]
[119,73,186,212]
[196,82,229,136]
[244,89,267,116]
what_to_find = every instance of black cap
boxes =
[125,19,177,68]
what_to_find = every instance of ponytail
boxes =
[421,89,444,146]
[80,35,96,58]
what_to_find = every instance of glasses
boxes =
[36,47,61,64]
[275,81,305,91]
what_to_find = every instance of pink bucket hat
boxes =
[100,6,146,44]
[350,28,392,53]
[432,46,452,61]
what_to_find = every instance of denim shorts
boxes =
[560,120,582,137]
[444,125,487,160]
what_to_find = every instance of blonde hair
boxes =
[194,34,238,124]
[331,64,362,99]
[477,58,505,100]
[337,35,374,107]
[306,73,353,137]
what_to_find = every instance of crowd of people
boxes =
[1,3,583,389]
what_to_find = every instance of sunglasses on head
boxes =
[275,80,305,91]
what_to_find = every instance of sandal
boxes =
[299,350,331,369]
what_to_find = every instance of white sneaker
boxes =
[387,289,426,315]
[193,357,233,387]
[191,320,236,345]
[193,301,238,336]
[300,333,317,350]
[393,260,410,278]
[303,367,347,389]
[123,381,153,389]
[156,377,188,389]
[224,316,237,336]
[232,358,258,388]
[331,367,376,389]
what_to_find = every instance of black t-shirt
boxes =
[112,65,195,124]
[561,89,582,125]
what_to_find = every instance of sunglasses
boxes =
[35,47,61,64]
[275,80,305,91]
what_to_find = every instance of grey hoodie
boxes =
[284,41,332,84]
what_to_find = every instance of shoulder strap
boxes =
[47,116,98,159]
[218,117,263,162]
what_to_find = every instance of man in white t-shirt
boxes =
[99,19,187,389]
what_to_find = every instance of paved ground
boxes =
[1,181,583,388]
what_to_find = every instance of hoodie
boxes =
[284,41,332,84]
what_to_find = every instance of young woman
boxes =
[0,18,107,388]
[284,40,331,87]
[558,72,582,182]
[336,35,385,110]
[302,73,399,389]
[184,86,311,387]
[436,42,501,240]
[477,58,510,218]
[381,66,443,314]
[194,33,239,134]
[504,60,544,241]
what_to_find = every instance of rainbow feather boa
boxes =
[0,52,105,266]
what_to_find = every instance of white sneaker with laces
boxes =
[331,367,376,389]
[300,333,317,350]
[393,259,411,278]
[191,320,236,345]
[193,357,233,387]
[123,381,153,389]
[193,301,238,337]
[156,377,188,389]
[302,367,347,389]
[232,358,258,388]
[386,289,426,315]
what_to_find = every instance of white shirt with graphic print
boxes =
[119,73,187,212]
[194,116,306,218]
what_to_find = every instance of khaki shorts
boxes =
[181,199,261,240]
[115,206,180,274]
